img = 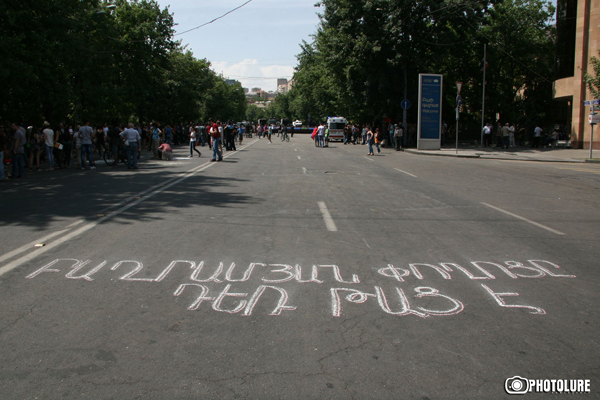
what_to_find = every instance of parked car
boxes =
[293,120,303,128]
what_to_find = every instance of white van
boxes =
[327,117,347,141]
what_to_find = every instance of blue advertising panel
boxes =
[418,74,443,149]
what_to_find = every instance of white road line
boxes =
[362,156,374,162]
[0,140,260,277]
[394,168,417,178]
[318,202,338,232]
[297,156,301,160]
[302,167,307,175]
[480,202,565,236]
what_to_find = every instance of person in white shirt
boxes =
[120,123,141,169]
[42,121,55,170]
[532,125,542,148]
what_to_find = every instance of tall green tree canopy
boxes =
[287,0,556,130]
[0,0,246,125]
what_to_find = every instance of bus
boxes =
[327,117,347,141]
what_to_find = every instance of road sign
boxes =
[589,114,600,125]
[583,99,600,106]
[456,82,462,94]
[401,99,411,110]
[456,95,462,108]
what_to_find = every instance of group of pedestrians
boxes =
[311,121,405,154]
[0,121,101,180]
[482,122,562,149]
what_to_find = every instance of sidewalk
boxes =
[403,145,599,163]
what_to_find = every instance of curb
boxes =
[403,149,587,163]
[403,149,480,159]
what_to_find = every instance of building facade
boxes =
[553,0,600,149]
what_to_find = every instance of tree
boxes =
[585,50,600,99]
[0,0,247,125]
[291,0,556,133]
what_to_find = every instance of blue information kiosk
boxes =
[417,74,443,150]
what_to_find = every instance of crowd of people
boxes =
[0,118,569,181]
[481,122,565,149]
[0,120,256,180]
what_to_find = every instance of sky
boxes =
[154,0,323,93]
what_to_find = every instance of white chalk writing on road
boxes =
[25,259,576,317]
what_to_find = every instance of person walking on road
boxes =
[189,125,201,158]
[374,128,382,153]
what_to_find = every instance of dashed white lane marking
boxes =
[302,167,307,175]
[362,156,374,162]
[480,202,565,236]
[318,202,338,232]
[0,140,260,277]
[394,168,417,178]
[298,156,301,160]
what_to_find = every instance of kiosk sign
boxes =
[418,74,443,150]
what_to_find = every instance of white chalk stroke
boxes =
[527,260,576,278]
[409,263,452,280]
[331,286,464,318]
[378,264,410,282]
[481,284,546,315]
[26,259,575,283]
[174,283,297,315]
[378,260,576,281]
[375,286,428,318]
[24,258,576,317]
[110,260,154,282]
[174,284,215,310]
[26,258,80,279]
[66,260,107,281]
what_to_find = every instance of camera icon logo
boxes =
[505,376,530,395]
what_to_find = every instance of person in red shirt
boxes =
[158,142,172,161]
[209,119,222,162]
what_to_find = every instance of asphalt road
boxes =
[1,136,599,399]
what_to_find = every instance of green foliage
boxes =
[585,50,600,99]
[0,0,246,125]
[292,0,557,128]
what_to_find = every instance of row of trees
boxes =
[267,0,559,133]
[0,0,247,125]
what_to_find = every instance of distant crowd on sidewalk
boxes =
[481,122,566,149]
[0,119,254,181]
